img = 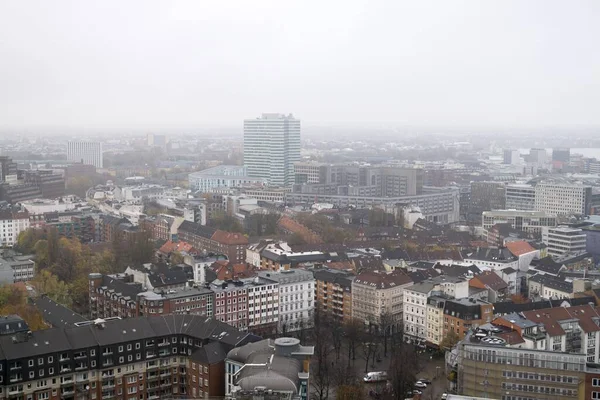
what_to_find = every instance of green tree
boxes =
[32,270,72,307]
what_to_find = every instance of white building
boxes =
[117,185,165,204]
[0,252,35,284]
[403,282,437,343]
[258,270,314,332]
[542,226,587,257]
[244,113,301,187]
[534,182,592,216]
[0,211,30,247]
[244,276,280,331]
[188,165,265,193]
[505,183,536,210]
[67,140,103,168]
[482,209,557,235]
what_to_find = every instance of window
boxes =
[135,343,141,350]
[127,344,132,351]
[48,356,53,363]
[119,346,123,353]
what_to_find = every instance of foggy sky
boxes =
[0,0,599,130]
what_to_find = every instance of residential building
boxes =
[403,281,438,344]
[505,183,536,211]
[0,250,35,283]
[117,184,165,204]
[505,241,539,274]
[542,226,587,257]
[426,296,447,348]
[244,113,301,187]
[240,187,291,204]
[243,276,280,336]
[462,247,520,272]
[245,240,274,268]
[225,338,313,399]
[534,182,592,216]
[34,295,86,328]
[88,272,214,320]
[527,274,572,299]
[482,209,557,235]
[258,270,314,333]
[67,140,103,168]
[177,221,248,263]
[486,223,527,247]
[211,279,249,331]
[469,181,506,219]
[0,210,30,246]
[313,268,354,323]
[259,241,329,271]
[353,270,412,332]
[0,315,29,336]
[188,165,266,193]
[442,298,493,341]
[0,314,257,400]
[469,271,509,302]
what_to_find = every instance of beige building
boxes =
[426,296,446,347]
[352,270,413,332]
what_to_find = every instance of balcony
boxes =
[158,341,170,347]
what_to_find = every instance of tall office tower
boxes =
[505,183,536,210]
[67,140,103,168]
[552,148,570,163]
[244,113,300,187]
[502,149,520,165]
[529,148,547,166]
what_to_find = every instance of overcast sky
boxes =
[0,0,598,130]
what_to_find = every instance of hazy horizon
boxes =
[1,0,599,131]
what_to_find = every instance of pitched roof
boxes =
[209,261,256,280]
[492,296,596,315]
[211,230,248,245]
[189,341,227,365]
[529,274,573,294]
[353,270,412,289]
[505,241,536,257]
[34,295,86,328]
[523,304,600,335]
[178,220,216,239]
[158,240,196,254]
[312,269,354,290]
[409,269,441,284]
[530,256,565,275]
[434,263,481,277]
[471,271,508,291]
[463,247,518,263]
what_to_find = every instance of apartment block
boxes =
[0,315,257,400]
[313,269,354,323]
[0,250,35,284]
[0,211,30,247]
[352,270,412,332]
[177,221,248,263]
[534,182,592,216]
[505,183,536,211]
[257,270,315,332]
[482,210,557,235]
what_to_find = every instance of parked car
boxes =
[418,378,432,385]
[441,394,448,400]
[414,381,428,388]
[364,371,388,383]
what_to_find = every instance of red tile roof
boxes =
[210,230,248,246]
[277,216,323,244]
[159,240,196,254]
[505,241,536,257]
[470,271,508,291]
[523,304,600,335]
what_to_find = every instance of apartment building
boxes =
[244,276,279,336]
[482,210,557,235]
[527,274,572,300]
[188,165,265,193]
[352,270,413,332]
[463,247,520,272]
[534,182,592,216]
[426,296,447,348]
[313,269,354,323]
[443,298,493,341]
[177,221,248,263]
[0,211,30,247]
[225,338,314,399]
[0,315,258,400]
[211,280,249,332]
[542,226,587,257]
[67,140,103,168]
[404,282,438,344]
[258,270,314,332]
[88,273,214,320]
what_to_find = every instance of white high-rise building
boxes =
[67,140,103,168]
[542,226,587,257]
[534,182,592,216]
[243,113,301,187]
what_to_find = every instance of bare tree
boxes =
[379,311,394,357]
[343,318,362,366]
[385,343,419,400]
[311,317,334,400]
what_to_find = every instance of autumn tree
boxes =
[439,330,460,352]
[32,270,72,307]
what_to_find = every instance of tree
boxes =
[336,385,363,400]
[379,311,394,357]
[510,293,528,304]
[386,344,419,400]
[170,251,185,265]
[311,321,334,400]
[288,232,307,246]
[343,318,363,366]
[32,270,72,307]
[439,330,460,352]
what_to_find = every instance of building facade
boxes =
[243,113,301,187]
[534,182,592,216]
[542,226,587,257]
[67,140,103,168]
[505,184,536,211]
[313,269,354,323]
[482,210,557,235]
[188,165,265,193]
[0,211,30,247]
